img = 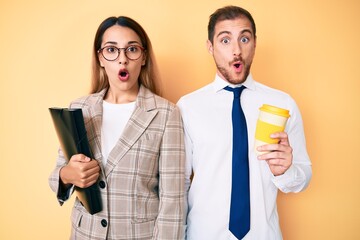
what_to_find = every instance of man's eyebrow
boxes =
[216,31,231,38]
[216,29,253,38]
[241,29,253,35]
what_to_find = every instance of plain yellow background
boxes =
[1,0,359,239]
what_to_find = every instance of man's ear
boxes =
[207,40,214,55]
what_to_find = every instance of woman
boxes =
[49,16,185,239]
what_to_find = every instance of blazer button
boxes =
[101,219,107,227]
[99,180,106,189]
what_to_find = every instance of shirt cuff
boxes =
[272,164,304,193]
[57,184,75,205]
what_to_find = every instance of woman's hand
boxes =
[60,154,100,188]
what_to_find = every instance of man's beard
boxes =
[216,58,252,84]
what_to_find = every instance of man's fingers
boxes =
[271,132,290,145]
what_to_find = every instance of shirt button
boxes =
[99,180,106,189]
[101,219,107,227]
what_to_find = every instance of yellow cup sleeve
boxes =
[255,120,285,143]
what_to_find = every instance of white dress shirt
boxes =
[177,74,312,240]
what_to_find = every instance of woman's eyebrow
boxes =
[103,40,141,46]
[128,40,141,45]
[103,41,118,46]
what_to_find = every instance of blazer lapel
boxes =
[83,89,106,167]
[104,85,158,177]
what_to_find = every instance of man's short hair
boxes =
[208,6,257,44]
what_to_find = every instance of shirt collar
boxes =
[212,73,256,92]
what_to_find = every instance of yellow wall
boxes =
[1,0,359,239]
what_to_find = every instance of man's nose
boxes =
[233,42,242,56]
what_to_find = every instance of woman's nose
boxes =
[118,49,128,65]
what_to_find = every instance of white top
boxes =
[101,101,135,165]
[177,74,312,240]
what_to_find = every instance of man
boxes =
[177,6,312,240]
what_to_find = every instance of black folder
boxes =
[49,107,102,215]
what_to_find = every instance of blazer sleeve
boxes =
[152,106,186,240]
[48,148,75,205]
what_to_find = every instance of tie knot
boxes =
[224,85,246,99]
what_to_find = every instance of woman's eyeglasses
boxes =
[98,45,145,61]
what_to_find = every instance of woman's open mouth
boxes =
[118,69,129,81]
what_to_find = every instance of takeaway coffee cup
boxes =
[254,104,290,155]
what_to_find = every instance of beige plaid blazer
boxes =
[49,85,185,240]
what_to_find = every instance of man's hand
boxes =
[256,132,293,176]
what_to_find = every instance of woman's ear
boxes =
[99,55,105,67]
[141,52,146,66]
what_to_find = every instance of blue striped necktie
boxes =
[224,85,250,239]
